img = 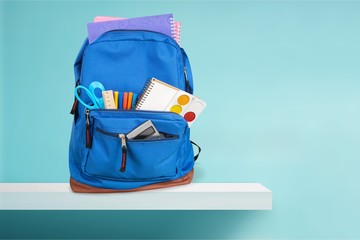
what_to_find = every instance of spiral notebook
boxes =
[87,14,177,44]
[93,15,182,44]
[136,78,206,127]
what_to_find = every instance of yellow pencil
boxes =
[114,91,119,109]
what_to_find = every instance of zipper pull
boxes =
[70,98,79,115]
[119,134,127,172]
[85,109,92,148]
[184,67,191,93]
[70,80,80,116]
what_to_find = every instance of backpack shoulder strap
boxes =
[70,38,89,118]
[74,38,89,82]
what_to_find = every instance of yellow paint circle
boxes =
[170,105,182,114]
[177,94,190,105]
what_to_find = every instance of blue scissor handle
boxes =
[88,81,105,108]
[74,81,105,110]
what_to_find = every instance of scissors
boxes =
[74,81,105,109]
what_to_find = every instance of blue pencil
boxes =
[131,93,138,109]
[119,92,124,110]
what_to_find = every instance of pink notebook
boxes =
[90,14,182,44]
[93,16,125,22]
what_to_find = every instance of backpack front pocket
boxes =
[84,110,189,181]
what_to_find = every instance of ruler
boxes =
[102,90,116,109]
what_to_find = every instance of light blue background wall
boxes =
[1,0,360,239]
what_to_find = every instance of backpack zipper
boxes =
[119,134,127,172]
[85,109,92,148]
[90,108,185,119]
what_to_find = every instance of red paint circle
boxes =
[184,112,196,122]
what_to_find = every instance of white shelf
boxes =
[0,183,272,210]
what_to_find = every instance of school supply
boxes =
[93,16,125,22]
[115,92,137,110]
[136,78,206,127]
[93,15,182,44]
[172,21,182,44]
[123,92,128,110]
[102,90,116,109]
[114,91,119,109]
[69,17,201,193]
[126,120,161,140]
[74,81,105,110]
[87,14,175,44]
[127,92,133,110]
[118,92,123,110]
[131,93,138,109]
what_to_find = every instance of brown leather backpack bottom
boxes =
[70,169,194,193]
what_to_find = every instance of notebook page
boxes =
[136,80,179,111]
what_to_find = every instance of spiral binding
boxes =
[171,18,181,45]
[170,17,175,40]
[135,78,156,110]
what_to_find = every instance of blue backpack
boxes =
[69,30,200,192]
